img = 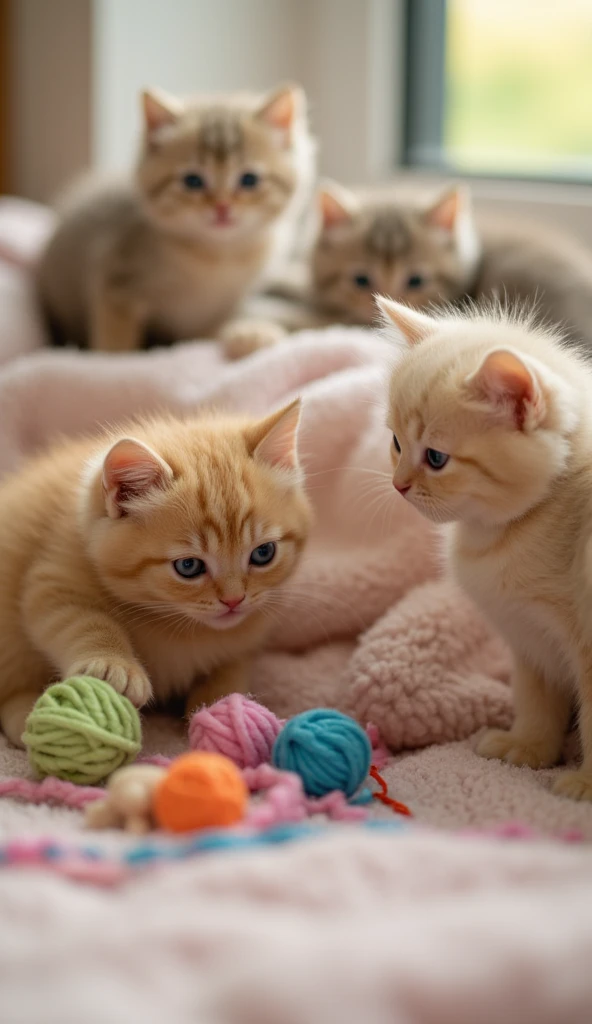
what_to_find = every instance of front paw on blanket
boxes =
[219,318,287,361]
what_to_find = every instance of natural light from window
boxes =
[444,0,592,180]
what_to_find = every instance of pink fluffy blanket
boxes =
[2,198,592,1023]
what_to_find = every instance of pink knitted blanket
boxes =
[0,197,591,836]
[2,198,592,1023]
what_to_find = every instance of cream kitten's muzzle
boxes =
[393,480,411,497]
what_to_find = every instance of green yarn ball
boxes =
[22,676,142,785]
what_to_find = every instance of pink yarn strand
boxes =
[366,723,390,769]
[0,776,104,808]
[243,764,369,827]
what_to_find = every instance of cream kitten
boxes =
[0,402,311,747]
[381,296,592,801]
[284,181,592,352]
[36,83,315,353]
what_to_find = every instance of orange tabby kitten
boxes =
[381,296,592,802]
[0,402,311,746]
[36,83,315,353]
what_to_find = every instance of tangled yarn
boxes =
[189,693,283,769]
[272,709,371,798]
[0,761,367,828]
[22,676,142,785]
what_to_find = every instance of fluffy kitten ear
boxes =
[102,438,174,518]
[318,182,358,231]
[466,349,546,429]
[256,84,305,141]
[247,399,302,479]
[141,88,183,139]
[376,296,435,346]
[424,186,466,233]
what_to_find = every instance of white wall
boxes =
[92,0,403,182]
[9,0,592,246]
[302,0,403,183]
[8,0,405,197]
[93,0,306,170]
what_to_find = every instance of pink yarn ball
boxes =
[189,694,283,769]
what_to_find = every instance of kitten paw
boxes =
[68,657,153,707]
[552,771,592,802]
[220,319,286,361]
[476,728,557,769]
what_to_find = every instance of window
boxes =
[404,0,592,182]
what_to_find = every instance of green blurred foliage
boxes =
[444,0,592,176]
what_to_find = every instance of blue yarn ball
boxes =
[272,709,371,798]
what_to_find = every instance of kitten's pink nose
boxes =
[214,202,231,224]
[221,595,245,610]
[394,482,411,497]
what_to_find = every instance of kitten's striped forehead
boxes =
[365,208,411,261]
[197,108,244,162]
[185,448,262,551]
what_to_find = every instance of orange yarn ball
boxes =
[153,751,248,833]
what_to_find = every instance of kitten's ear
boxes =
[256,83,305,142]
[247,399,302,479]
[376,296,435,346]
[318,182,358,231]
[102,438,174,518]
[466,349,545,429]
[141,88,183,139]
[424,186,467,233]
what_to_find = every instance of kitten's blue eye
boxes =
[173,557,206,578]
[393,434,401,454]
[182,172,205,191]
[249,542,276,566]
[353,273,372,289]
[407,274,424,290]
[239,171,259,189]
[425,448,449,470]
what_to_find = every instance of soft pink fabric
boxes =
[3,715,592,1021]
[2,828,592,1023]
[0,198,53,366]
[0,311,510,739]
[3,201,592,1022]
[0,197,55,270]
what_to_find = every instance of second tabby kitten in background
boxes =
[268,181,592,352]
[36,83,315,354]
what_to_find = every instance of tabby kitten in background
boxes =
[0,401,311,746]
[381,296,592,802]
[311,182,481,324]
[272,181,592,351]
[36,83,315,354]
